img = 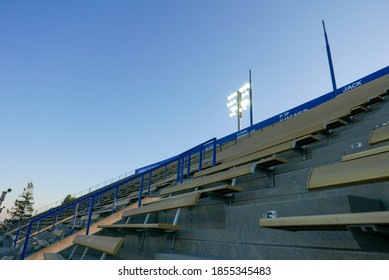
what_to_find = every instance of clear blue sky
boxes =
[1,0,389,220]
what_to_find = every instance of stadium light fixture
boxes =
[227,82,251,131]
[0,188,12,208]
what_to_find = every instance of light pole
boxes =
[0,188,12,212]
[227,82,251,131]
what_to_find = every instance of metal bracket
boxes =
[207,192,234,206]
[254,165,275,188]
[319,128,334,140]
[292,143,307,160]
[348,224,389,234]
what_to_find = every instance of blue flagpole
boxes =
[322,20,337,92]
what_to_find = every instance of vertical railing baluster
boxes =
[212,138,217,166]
[86,196,95,236]
[187,151,191,179]
[112,186,119,214]
[20,222,32,260]
[138,174,145,207]
[147,171,152,196]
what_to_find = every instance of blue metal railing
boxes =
[14,137,218,259]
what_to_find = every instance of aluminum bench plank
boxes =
[259,211,389,231]
[307,151,389,190]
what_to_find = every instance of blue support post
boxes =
[20,222,32,260]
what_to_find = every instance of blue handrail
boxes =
[16,137,218,259]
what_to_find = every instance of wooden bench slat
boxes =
[341,145,389,162]
[73,235,125,256]
[98,223,181,231]
[194,142,291,178]
[196,184,243,196]
[256,155,288,168]
[160,163,255,196]
[259,211,389,231]
[307,151,389,190]
[122,192,200,218]
[218,123,324,163]
[43,235,125,260]
[98,185,241,232]
[369,124,389,145]
[161,158,287,196]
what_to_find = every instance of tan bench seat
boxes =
[341,145,389,162]
[122,192,200,218]
[98,223,181,231]
[98,192,201,232]
[44,235,125,260]
[307,151,389,190]
[369,124,389,145]
[161,159,286,196]
[259,211,389,231]
[194,144,291,179]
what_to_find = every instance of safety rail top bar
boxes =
[17,137,217,259]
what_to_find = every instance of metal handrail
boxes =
[15,137,218,259]
[33,170,136,216]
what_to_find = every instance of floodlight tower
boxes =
[0,188,12,213]
[227,82,251,131]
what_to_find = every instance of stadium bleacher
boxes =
[1,66,389,260]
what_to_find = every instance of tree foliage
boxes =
[7,182,35,223]
[62,194,76,205]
